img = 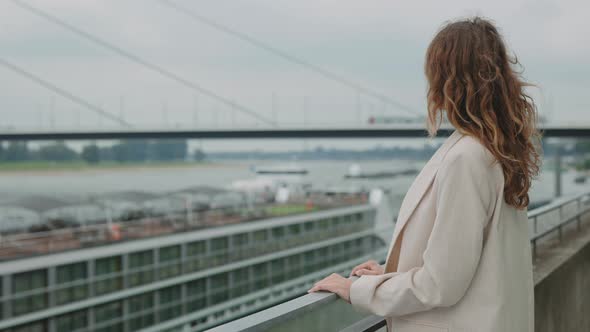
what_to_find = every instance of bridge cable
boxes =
[157,0,419,117]
[0,58,132,128]
[11,0,276,127]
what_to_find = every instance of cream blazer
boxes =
[350,130,534,332]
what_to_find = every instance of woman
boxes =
[308,17,540,332]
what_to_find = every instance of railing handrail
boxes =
[210,191,590,332]
[527,193,585,218]
[528,191,590,258]
[206,286,344,332]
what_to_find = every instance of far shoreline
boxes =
[0,160,241,175]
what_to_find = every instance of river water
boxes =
[0,160,583,208]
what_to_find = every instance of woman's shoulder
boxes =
[443,134,502,175]
[437,134,504,195]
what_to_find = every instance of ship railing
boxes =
[0,202,369,260]
[210,191,590,332]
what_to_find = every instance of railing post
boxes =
[558,205,563,243]
[577,198,582,231]
[554,143,562,198]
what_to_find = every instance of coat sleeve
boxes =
[349,151,497,317]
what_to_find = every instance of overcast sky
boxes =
[0,0,589,150]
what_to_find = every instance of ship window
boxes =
[12,269,46,293]
[128,250,154,286]
[57,262,86,283]
[253,263,269,288]
[95,256,122,274]
[210,273,229,304]
[7,321,47,332]
[95,301,122,319]
[303,221,314,232]
[288,255,301,266]
[332,243,345,263]
[158,285,183,321]
[129,250,154,268]
[186,242,206,273]
[94,301,123,331]
[287,224,301,235]
[187,240,206,256]
[271,227,285,239]
[287,255,302,278]
[95,324,124,332]
[319,219,330,229]
[56,309,87,332]
[11,269,47,316]
[304,251,316,273]
[158,246,182,279]
[232,233,249,247]
[129,293,154,330]
[55,262,88,305]
[271,259,286,284]
[211,273,229,289]
[232,267,249,283]
[211,237,228,252]
[332,217,341,227]
[231,268,250,297]
[94,256,122,295]
[254,262,268,275]
[253,230,268,242]
[187,279,207,311]
[129,293,154,313]
[159,245,181,262]
[187,279,206,296]
[355,238,364,247]
[318,247,329,263]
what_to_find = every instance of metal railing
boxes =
[529,191,590,258]
[211,191,590,332]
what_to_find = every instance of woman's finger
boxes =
[350,262,371,276]
[308,282,329,293]
[355,267,378,276]
[355,268,379,276]
[351,262,369,273]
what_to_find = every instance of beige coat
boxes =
[350,130,534,332]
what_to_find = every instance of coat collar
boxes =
[384,130,464,272]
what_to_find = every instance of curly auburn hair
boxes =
[425,17,541,209]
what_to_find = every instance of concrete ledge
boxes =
[533,215,590,332]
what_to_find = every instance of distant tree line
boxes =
[205,140,590,161]
[0,139,201,164]
[207,144,442,161]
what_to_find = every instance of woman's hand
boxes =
[307,273,353,303]
[350,260,384,277]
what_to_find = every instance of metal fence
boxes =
[529,191,590,258]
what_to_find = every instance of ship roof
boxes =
[1,194,75,212]
[0,204,373,274]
